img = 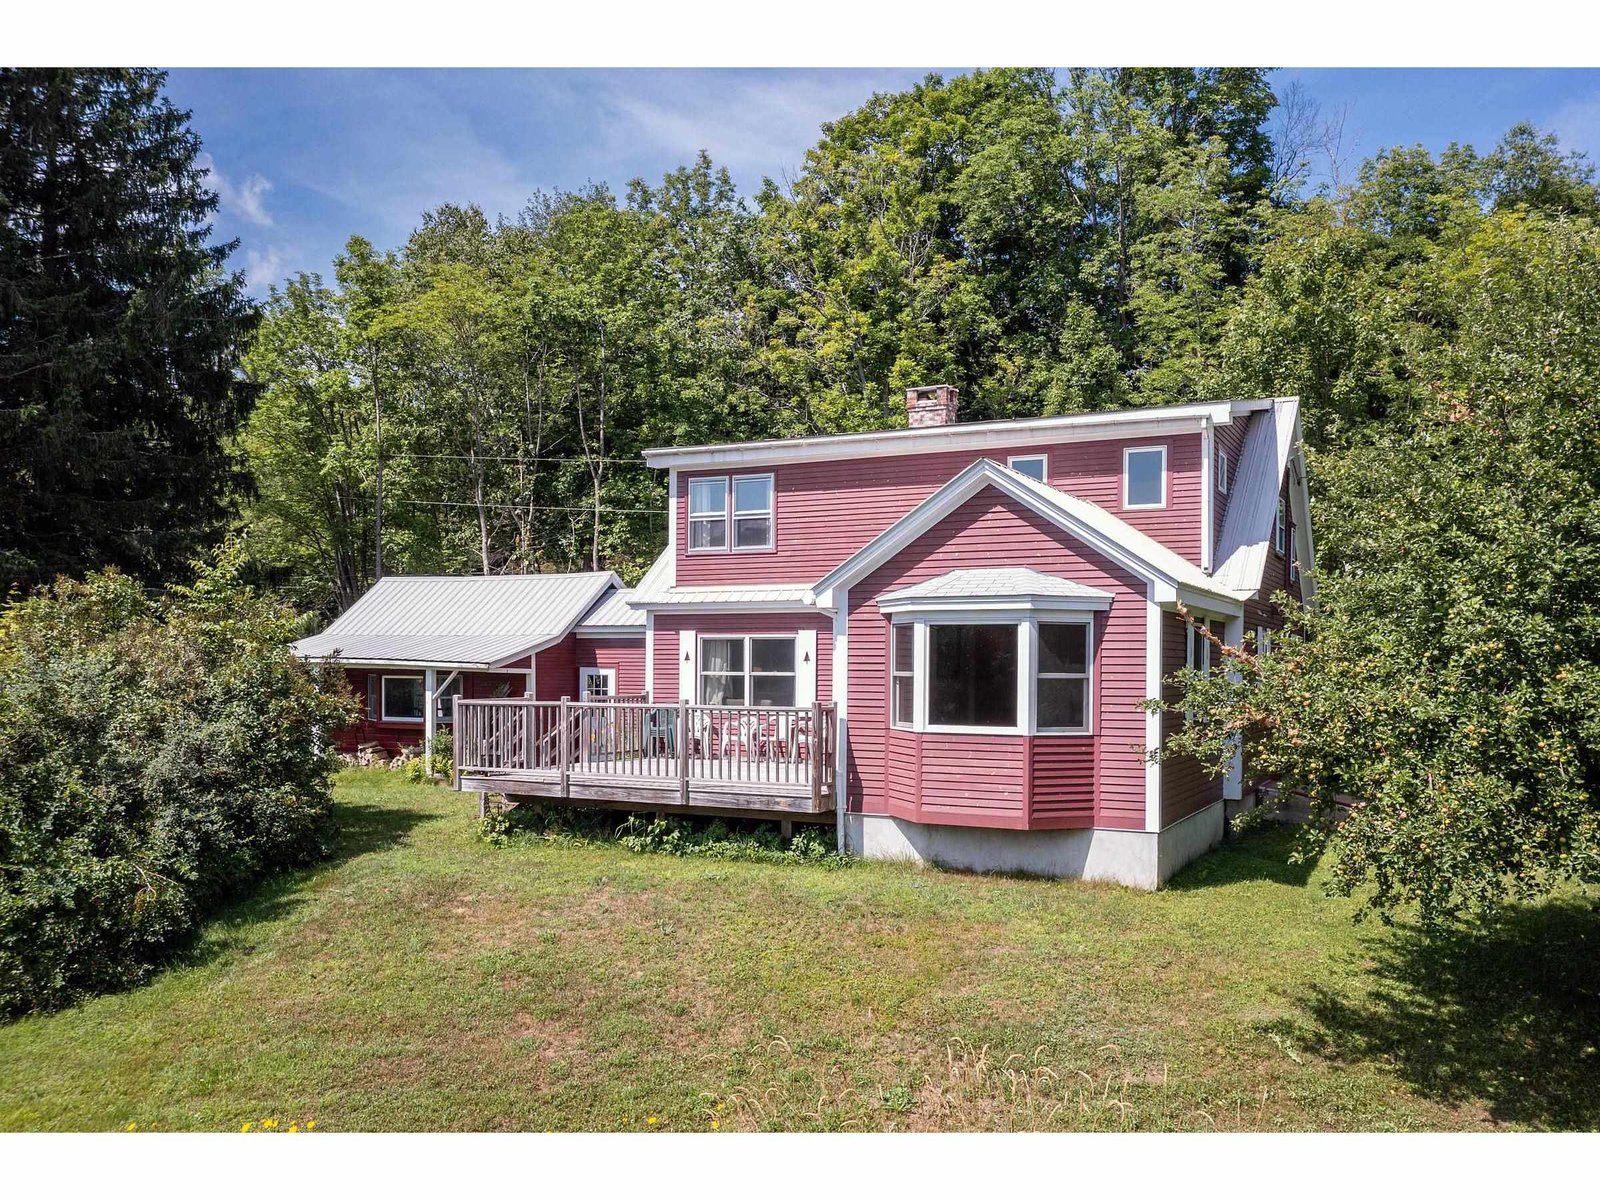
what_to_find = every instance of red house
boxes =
[304,387,1312,887]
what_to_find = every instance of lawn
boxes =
[2,770,1596,1132]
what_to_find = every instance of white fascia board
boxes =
[575,627,646,639]
[627,598,822,614]
[301,657,498,671]
[643,405,1233,472]
[1290,429,1318,609]
[876,595,1113,615]
[1171,587,1244,619]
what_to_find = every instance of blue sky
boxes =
[161,68,1600,297]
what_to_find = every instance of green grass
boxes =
[3,769,1597,1132]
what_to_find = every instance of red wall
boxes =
[332,668,527,755]
[676,433,1205,587]
[844,486,1149,831]
[575,637,647,696]
[649,610,835,705]
[534,634,577,701]
[1160,612,1225,827]
[1213,417,1250,555]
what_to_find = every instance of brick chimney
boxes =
[905,384,959,428]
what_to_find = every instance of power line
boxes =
[403,499,664,514]
[384,451,651,465]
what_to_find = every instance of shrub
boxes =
[0,543,354,1015]
[478,803,845,867]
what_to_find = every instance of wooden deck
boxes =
[452,697,837,817]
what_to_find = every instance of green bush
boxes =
[0,544,354,1015]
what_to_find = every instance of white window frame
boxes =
[697,634,797,707]
[1255,624,1272,655]
[1288,527,1300,582]
[731,472,775,553]
[579,666,617,700]
[380,674,425,723]
[1274,496,1288,555]
[687,476,729,553]
[1007,453,1048,483]
[1217,447,1230,494]
[890,622,916,730]
[1123,445,1168,510]
[1035,619,1094,734]
[887,613,1095,738]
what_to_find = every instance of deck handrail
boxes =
[454,696,837,799]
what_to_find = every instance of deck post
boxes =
[677,698,689,806]
[423,667,437,778]
[559,696,571,799]
[451,694,461,789]
[809,701,823,811]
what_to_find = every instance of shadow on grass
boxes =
[330,797,442,864]
[1300,899,1600,1129]
[1166,824,1319,890]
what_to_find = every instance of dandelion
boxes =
[646,1114,659,1127]
[263,1118,278,1129]
[710,1119,720,1131]
[289,1124,300,1133]
[306,1120,316,1130]
[241,1122,253,1133]
[125,1123,137,1132]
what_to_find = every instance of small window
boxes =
[381,675,425,722]
[1187,623,1211,675]
[1037,622,1091,732]
[1274,496,1288,555]
[1217,448,1230,494]
[1255,625,1272,655]
[1124,446,1166,509]
[1288,525,1300,581]
[580,667,616,700]
[434,674,463,724]
[366,674,379,720]
[891,623,915,728]
[928,623,1018,729]
[688,477,728,551]
[732,474,774,551]
[1008,454,1047,482]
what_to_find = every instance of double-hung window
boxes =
[1037,622,1091,732]
[381,675,425,722]
[1124,446,1167,509]
[699,635,796,707]
[1274,496,1288,555]
[891,623,915,728]
[732,474,774,550]
[688,477,728,550]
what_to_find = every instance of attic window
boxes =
[1008,454,1047,482]
[1123,446,1166,509]
[1217,448,1230,494]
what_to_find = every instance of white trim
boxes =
[832,589,849,853]
[731,472,776,553]
[1006,453,1048,482]
[1200,421,1214,572]
[1144,585,1163,833]
[642,397,1281,471]
[687,475,730,553]
[1122,444,1168,510]
[1223,614,1244,801]
[423,667,437,771]
[677,629,696,701]
[380,673,426,723]
[575,628,645,639]
[1035,618,1093,735]
[644,612,656,697]
[795,627,818,707]
[810,458,1247,611]
[877,594,1111,615]
[1274,495,1287,555]
[1217,444,1230,495]
[630,598,819,613]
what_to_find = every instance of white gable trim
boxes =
[809,458,1244,614]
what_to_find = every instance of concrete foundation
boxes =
[844,801,1224,890]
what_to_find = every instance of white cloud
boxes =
[199,152,275,227]
[240,246,289,295]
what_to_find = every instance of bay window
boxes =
[699,635,796,707]
[887,615,1096,735]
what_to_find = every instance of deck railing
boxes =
[453,695,836,804]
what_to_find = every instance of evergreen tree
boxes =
[0,69,257,591]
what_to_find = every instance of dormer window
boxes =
[1123,446,1167,509]
[1008,454,1047,482]
[688,477,728,551]
[732,474,775,550]
[1217,447,1230,494]
[687,473,774,552]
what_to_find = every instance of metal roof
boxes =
[576,586,646,633]
[1213,398,1302,595]
[628,581,818,610]
[878,567,1114,607]
[292,572,619,668]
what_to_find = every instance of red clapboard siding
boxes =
[648,611,834,704]
[1160,611,1224,827]
[534,634,578,701]
[1030,736,1096,827]
[332,668,521,754]
[845,486,1149,831]
[677,433,1204,586]
[575,637,647,696]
